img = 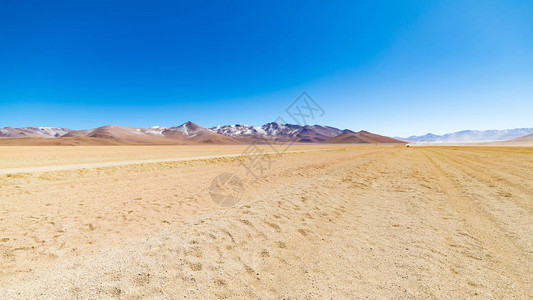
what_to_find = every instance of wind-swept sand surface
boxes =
[0,145,531,298]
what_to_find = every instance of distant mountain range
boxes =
[2,124,531,145]
[398,128,533,143]
[0,127,72,138]
[0,122,406,145]
[62,122,236,144]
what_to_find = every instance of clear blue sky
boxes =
[1,0,532,136]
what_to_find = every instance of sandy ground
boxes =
[0,145,335,169]
[0,145,531,298]
[0,147,334,175]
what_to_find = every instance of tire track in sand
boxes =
[426,148,533,218]
[421,149,532,291]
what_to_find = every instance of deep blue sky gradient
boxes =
[1,0,532,136]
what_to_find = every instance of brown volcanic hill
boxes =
[323,130,406,144]
[62,123,238,145]
[293,125,344,143]
[507,133,533,142]
[323,131,368,144]
[62,125,173,144]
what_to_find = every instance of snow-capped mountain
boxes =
[162,121,237,143]
[209,122,343,143]
[399,128,533,143]
[163,121,204,137]
[0,127,72,138]
[209,123,301,139]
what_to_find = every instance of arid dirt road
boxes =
[0,145,531,298]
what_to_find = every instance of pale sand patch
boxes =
[0,148,335,175]
[0,144,342,169]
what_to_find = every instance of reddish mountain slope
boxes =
[323,130,406,144]
[506,133,533,142]
[63,125,171,144]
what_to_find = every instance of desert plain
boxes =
[0,144,532,298]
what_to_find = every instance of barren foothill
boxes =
[0,145,531,298]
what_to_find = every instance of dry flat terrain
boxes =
[0,145,531,298]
